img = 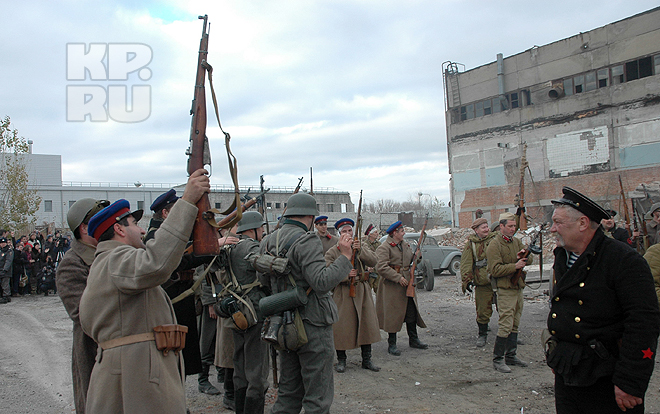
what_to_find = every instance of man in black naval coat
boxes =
[547,187,660,413]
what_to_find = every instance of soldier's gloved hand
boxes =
[547,341,583,375]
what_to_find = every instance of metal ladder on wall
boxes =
[442,61,465,121]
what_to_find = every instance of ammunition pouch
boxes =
[261,310,308,351]
[153,324,188,356]
[213,294,258,331]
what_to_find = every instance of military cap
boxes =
[499,212,516,222]
[334,218,354,230]
[88,199,144,241]
[314,216,329,224]
[67,198,111,232]
[552,186,609,223]
[386,221,403,235]
[471,218,488,230]
[150,189,179,212]
[605,209,617,218]
[646,202,660,220]
[365,223,376,236]
[0,238,6,243]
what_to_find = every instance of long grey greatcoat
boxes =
[56,239,98,414]
[318,232,338,255]
[79,200,197,414]
[326,241,381,350]
[375,235,426,333]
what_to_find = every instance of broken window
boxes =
[585,72,597,92]
[563,78,574,95]
[509,92,519,109]
[639,56,652,79]
[483,99,492,115]
[626,60,639,81]
[574,75,584,93]
[521,89,532,106]
[612,65,624,85]
[597,68,608,88]
[475,101,484,117]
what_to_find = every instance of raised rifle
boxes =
[407,213,428,298]
[349,190,363,298]
[516,143,529,231]
[510,224,545,286]
[618,175,642,252]
[274,177,304,230]
[187,15,242,255]
[260,175,270,234]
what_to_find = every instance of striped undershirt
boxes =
[566,252,579,268]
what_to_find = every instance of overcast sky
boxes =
[1,1,658,207]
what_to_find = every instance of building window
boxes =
[44,200,53,212]
[655,55,660,76]
[509,92,519,109]
[137,201,144,210]
[266,202,272,209]
[626,60,639,81]
[275,203,281,209]
[475,101,484,118]
[597,69,608,88]
[326,204,334,212]
[563,78,574,95]
[639,56,653,78]
[611,65,624,85]
[521,89,532,106]
[466,103,475,120]
[460,106,467,121]
[585,72,597,92]
[215,202,222,209]
[483,99,492,115]
[574,75,584,93]
[492,97,503,113]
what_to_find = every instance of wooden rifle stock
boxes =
[407,214,428,298]
[510,249,532,286]
[349,190,363,298]
[618,175,633,239]
[188,15,219,256]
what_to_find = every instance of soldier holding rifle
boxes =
[486,212,531,373]
[325,218,381,373]
[375,221,428,356]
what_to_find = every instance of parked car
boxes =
[379,232,461,291]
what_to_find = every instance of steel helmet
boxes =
[283,193,319,217]
[237,211,266,233]
[67,198,110,232]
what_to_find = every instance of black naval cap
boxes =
[552,186,609,223]
[150,189,179,212]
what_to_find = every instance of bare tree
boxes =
[0,116,41,230]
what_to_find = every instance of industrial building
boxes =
[443,7,660,227]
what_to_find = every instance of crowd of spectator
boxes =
[0,228,71,303]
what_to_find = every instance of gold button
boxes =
[552,313,557,318]
[587,267,590,270]
[554,297,560,302]
[579,282,585,287]
[575,317,581,323]
[578,300,583,305]
[551,330,556,335]
[575,334,580,339]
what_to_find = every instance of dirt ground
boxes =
[2,270,660,414]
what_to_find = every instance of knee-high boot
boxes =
[387,333,401,356]
[361,344,380,371]
[406,322,428,349]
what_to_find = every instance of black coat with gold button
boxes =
[548,228,660,397]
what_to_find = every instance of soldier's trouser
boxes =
[0,276,10,297]
[232,322,269,402]
[554,374,644,414]
[495,287,523,338]
[271,323,335,414]
[474,284,494,325]
[199,304,217,366]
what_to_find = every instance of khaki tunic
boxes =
[80,200,196,414]
[318,232,338,255]
[56,239,97,414]
[375,236,426,333]
[326,242,381,350]
[460,233,496,325]
[643,244,660,309]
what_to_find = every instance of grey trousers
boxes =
[233,322,269,399]
[199,305,217,366]
[1,275,10,297]
[271,323,335,414]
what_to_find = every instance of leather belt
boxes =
[99,332,155,350]
[389,265,410,272]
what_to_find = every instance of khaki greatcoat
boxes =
[326,242,381,350]
[375,236,426,333]
[79,200,196,414]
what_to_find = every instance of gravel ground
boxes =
[1,271,660,413]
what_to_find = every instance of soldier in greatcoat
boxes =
[56,198,109,414]
[375,221,427,356]
[79,169,209,414]
[325,218,381,373]
[547,187,660,413]
[460,218,496,347]
[314,215,338,254]
[364,224,381,292]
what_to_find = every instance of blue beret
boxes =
[150,189,179,212]
[314,216,329,224]
[88,199,144,240]
[334,218,354,230]
[386,221,403,235]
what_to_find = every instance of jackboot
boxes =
[476,322,488,347]
[361,344,381,372]
[505,332,528,367]
[493,335,512,373]
[234,387,247,414]
[217,366,225,383]
[223,368,236,411]
[244,395,265,414]
[407,322,428,349]
[387,333,401,356]
[198,364,221,395]
[335,350,347,373]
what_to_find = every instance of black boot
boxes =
[493,335,512,373]
[223,368,236,411]
[244,394,266,414]
[476,322,488,347]
[234,387,247,414]
[217,365,225,383]
[361,344,380,372]
[335,350,347,373]
[198,364,221,395]
[387,333,401,356]
[407,322,428,349]
[505,332,528,367]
